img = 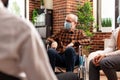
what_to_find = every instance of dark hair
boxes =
[1,0,9,7]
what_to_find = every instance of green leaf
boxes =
[77,1,94,37]
[32,9,38,24]
[101,18,112,27]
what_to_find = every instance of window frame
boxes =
[93,0,119,32]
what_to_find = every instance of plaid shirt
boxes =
[49,29,90,53]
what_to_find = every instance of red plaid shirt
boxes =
[49,29,90,53]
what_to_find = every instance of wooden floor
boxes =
[86,71,120,80]
[100,72,120,80]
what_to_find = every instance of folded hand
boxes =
[92,54,106,66]
[51,41,58,49]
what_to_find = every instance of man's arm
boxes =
[77,30,90,45]
[104,29,120,56]
[47,37,55,42]
[47,29,62,42]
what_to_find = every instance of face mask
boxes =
[64,21,72,29]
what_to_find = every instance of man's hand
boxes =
[47,38,54,42]
[51,41,58,49]
[92,54,106,66]
[66,43,74,48]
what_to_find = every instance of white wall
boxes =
[44,0,53,9]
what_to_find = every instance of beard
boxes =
[2,0,9,7]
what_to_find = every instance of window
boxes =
[8,0,29,19]
[93,0,119,32]
[101,0,115,30]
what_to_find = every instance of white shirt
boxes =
[87,27,120,72]
[89,27,120,56]
[104,26,120,56]
[0,1,57,80]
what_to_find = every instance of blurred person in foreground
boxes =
[0,0,80,80]
[88,16,120,80]
[47,13,90,72]
[0,0,57,80]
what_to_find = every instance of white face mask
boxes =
[64,21,72,30]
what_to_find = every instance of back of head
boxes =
[1,0,9,7]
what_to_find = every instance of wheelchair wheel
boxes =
[78,55,87,80]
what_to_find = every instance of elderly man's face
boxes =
[64,15,76,30]
[2,0,9,7]
[65,16,74,23]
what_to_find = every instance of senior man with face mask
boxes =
[0,0,58,80]
[47,13,90,72]
[0,0,81,80]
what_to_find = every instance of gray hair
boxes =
[67,14,78,23]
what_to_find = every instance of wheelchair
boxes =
[78,45,87,80]
[46,42,87,80]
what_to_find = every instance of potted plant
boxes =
[101,18,112,32]
[76,1,94,56]
[77,1,94,37]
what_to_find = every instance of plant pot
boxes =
[101,27,112,32]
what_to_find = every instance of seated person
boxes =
[47,13,90,72]
[88,16,120,80]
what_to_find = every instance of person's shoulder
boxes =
[7,12,35,34]
[11,14,34,31]
[59,28,66,32]
[6,8,34,29]
[111,27,120,36]
[1,8,32,30]
[116,27,120,31]
[1,7,36,37]
[113,27,120,33]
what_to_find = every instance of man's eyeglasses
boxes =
[65,19,73,23]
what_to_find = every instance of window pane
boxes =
[101,0,115,30]
[8,0,25,18]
